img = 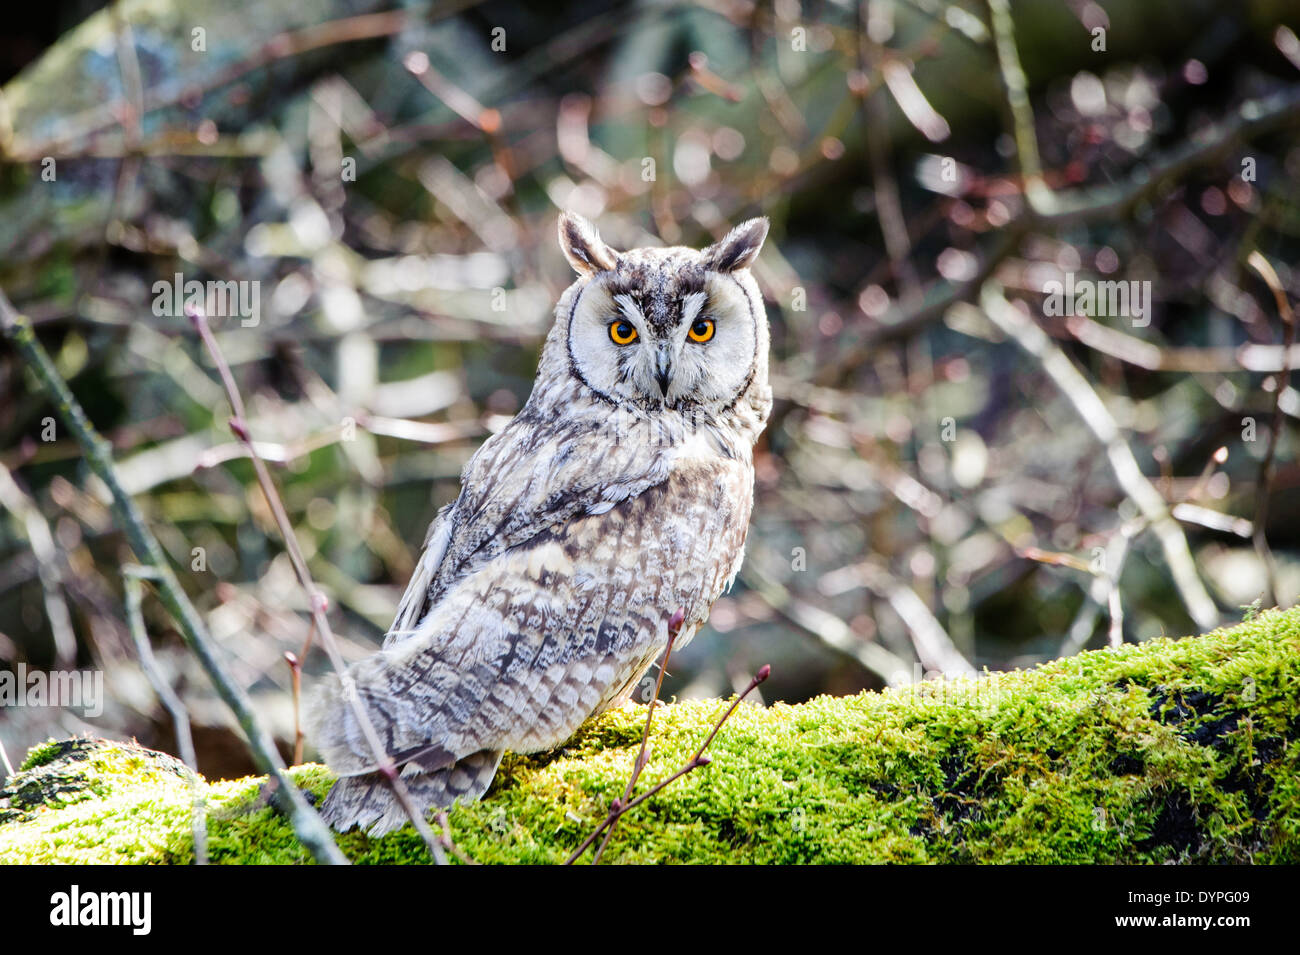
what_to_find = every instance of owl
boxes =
[305,212,772,836]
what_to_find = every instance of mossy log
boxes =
[1,607,1297,864]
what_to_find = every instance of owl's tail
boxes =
[320,749,504,837]
[303,662,505,836]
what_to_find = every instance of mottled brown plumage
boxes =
[306,213,771,835]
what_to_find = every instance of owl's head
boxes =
[549,213,770,419]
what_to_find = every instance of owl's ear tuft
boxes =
[558,212,619,275]
[704,217,769,272]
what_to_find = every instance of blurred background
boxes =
[1,0,1298,778]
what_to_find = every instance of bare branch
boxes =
[980,283,1219,631]
[187,304,447,864]
[825,86,1300,372]
[592,608,685,864]
[986,0,1048,207]
[819,560,974,677]
[434,811,480,865]
[1245,251,1297,607]
[0,291,347,866]
[123,564,207,865]
[743,561,911,683]
[0,463,76,670]
[566,659,771,865]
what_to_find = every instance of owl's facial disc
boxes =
[567,277,756,410]
[557,213,768,412]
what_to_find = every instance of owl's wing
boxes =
[385,504,453,648]
[384,409,693,645]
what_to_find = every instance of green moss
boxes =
[18,739,62,771]
[2,607,1298,863]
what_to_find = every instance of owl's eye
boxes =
[687,318,715,343]
[609,321,639,345]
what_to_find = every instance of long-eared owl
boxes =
[306,213,772,835]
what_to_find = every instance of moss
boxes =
[18,739,63,771]
[2,607,1298,863]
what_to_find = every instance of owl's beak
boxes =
[654,343,674,397]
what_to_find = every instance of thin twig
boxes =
[986,0,1048,207]
[0,292,347,865]
[1106,584,1125,649]
[1066,313,1300,373]
[858,6,923,310]
[1059,522,1136,657]
[566,661,771,865]
[106,4,144,238]
[591,608,685,864]
[187,304,447,864]
[1058,444,1234,656]
[123,564,208,865]
[743,560,911,682]
[9,8,447,161]
[1172,502,1252,538]
[0,463,77,670]
[434,811,480,865]
[1244,251,1296,608]
[285,651,304,766]
[1189,446,1231,502]
[837,560,975,677]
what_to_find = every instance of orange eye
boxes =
[687,318,715,343]
[609,320,638,345]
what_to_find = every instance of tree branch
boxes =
[980,284,1219,632]
[824,86,1300,376]
[0,291,347,865]
[123,563,207,865]
[187,305,447,864]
